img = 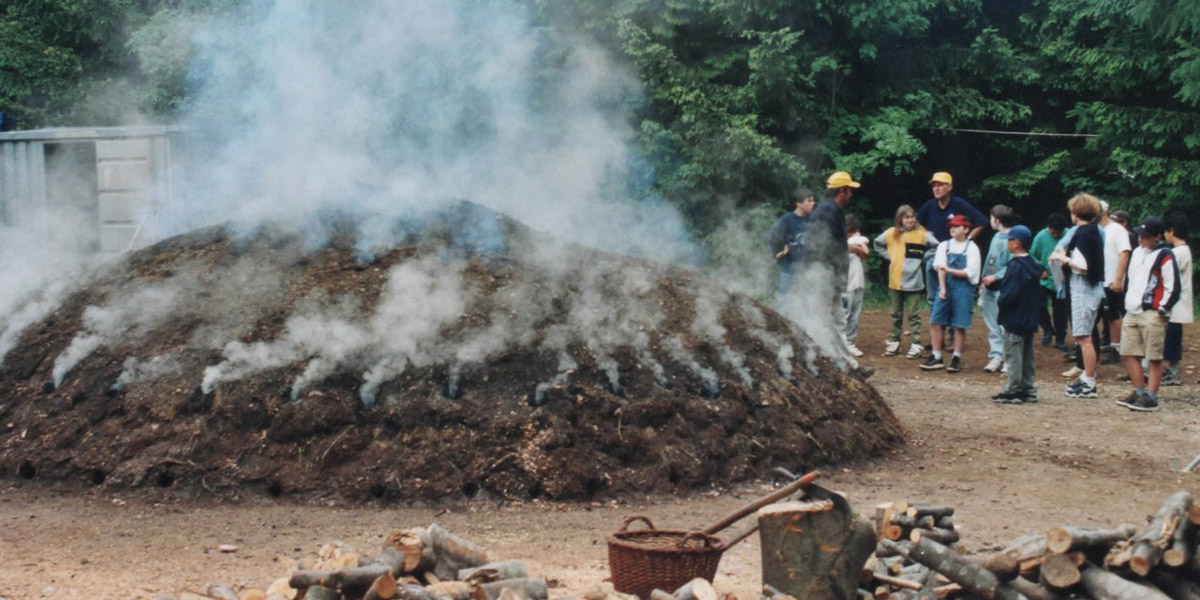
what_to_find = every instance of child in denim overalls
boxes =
[922,214,981,372]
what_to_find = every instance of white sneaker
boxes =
[1062,366,1083,378]
[906,343,923,359]
[1000,362,1009,374]
[983,358,1003,373]
[848,345,865,357]
[884,341,900,356]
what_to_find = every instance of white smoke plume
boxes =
[662,336,719,398]
[51,283,184,387]
[114,355,184,391]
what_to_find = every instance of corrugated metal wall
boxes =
[0,140,47,226]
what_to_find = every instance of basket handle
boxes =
[678,531,719,549]
[617,515,656,532]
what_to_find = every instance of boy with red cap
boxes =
[921,214,981,372]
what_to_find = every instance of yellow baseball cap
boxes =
[826,171,861,189]
[929,172,953,185]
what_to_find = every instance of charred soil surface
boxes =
[0,214,900,502]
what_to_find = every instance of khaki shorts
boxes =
[1120,310,1167,360]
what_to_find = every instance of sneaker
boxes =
[1100,347,1121,365]
[983,358,1003,373]
[884,341,900,356]
[1116,389,1142,409]
[1066,380,1098,398]
[848,344,865,358]
[1065,348,1078,361]
[1000,362,1009,374]
[854,366,876,379]
[920,355,945,370]
[1062,366,1083,378]
[1162,370,1183,386]
[947,355,962,373]
[1021,393,1038,404]
[991,392,1022,404]
[1054,342,1067,352]
[1126,395,1160,412]
[906,343,923,359]
[1041,334,1053,346]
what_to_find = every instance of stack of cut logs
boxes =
[177,523,549,600]
[857,491,1200,600]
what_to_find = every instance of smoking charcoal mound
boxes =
[0,208,903,501]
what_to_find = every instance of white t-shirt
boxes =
[1171,244,1194,323]
[932,238,982,285]
[846,233,868,291]
[1103,220,1132,287]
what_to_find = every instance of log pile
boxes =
[157,523,549,600]
[853,491,1200,600]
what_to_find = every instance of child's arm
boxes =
[938,266,948,300]
[872,231,889,258]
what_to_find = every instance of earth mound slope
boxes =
[0,210,903,501]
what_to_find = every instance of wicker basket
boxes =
[607,516,726,599]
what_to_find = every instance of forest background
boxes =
[2,0,1198,298]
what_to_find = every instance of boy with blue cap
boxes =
[987,225,1046,404]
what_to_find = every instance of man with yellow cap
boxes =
[916,172,988,304]
[803,171,874,378]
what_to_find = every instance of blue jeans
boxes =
[979,286,1004,361]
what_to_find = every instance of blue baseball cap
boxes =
[1008,225,1032,246]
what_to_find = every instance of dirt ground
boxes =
[2,308,1199,600]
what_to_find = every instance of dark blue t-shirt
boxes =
[767,212,810,273]
[916,196,987,241]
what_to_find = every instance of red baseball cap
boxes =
[946,214,971,228]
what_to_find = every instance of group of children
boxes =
[836,186,1192,411]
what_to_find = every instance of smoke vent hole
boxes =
[104,385,123,398]
[71,392,86,405]
[267,480,284,497]
[584,478,603,498]
[155,470,175,488]
[700,380,720,399]
[18,461,36,480]
[41,381,55,394]
[369,483,387,499]
[442,380,462,401]
[461,481,479,498]
[88,469,107,486]
[607,381,623,396]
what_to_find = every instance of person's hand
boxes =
[1041,272,1049,280]
[939,288,947,300]
[775,245,789,260]
[982,275,996,286]
[1110,281,1124,294]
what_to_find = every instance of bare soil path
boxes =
[3,309,1199,599]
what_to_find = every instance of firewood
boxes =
[303,586,341,600]
[364,574,398,600]
[1129,490,1193,576]
[395,583,439,600]
[898,537,1026,600]
[892,515,935,529]
[905,504,954,519]
[241,590,267,600]
[672,579,717,600]
[290,564,392,595]
[265,593,288,600]
[428,524,490,582]
[1164,519,1195,567]
[934,517,954,530]
[875,503,898,543]
[1045,525,1137,554]
[480,578,547,600]
[1002,533,1047,563]
[894,500,910,515]
[1037,553,1080,589]
[967,552,1019,580]
[650,590,675,600]
[179,592,217,600]
[207,584,239,600]
[1150,569,1200,600]
[387,528,436,574]
[930,584,960,599]
[370,547,407,576]
[761,583,796,600]
[870,573,922,591]
[908,528,958,545]
[875,541,913,559]
[266,577,295,599]
[862,555,880,585]
[1007,577,1066,600]
[1078,563,1172,600]
[427,581,475,600]
[458,561,528,583]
